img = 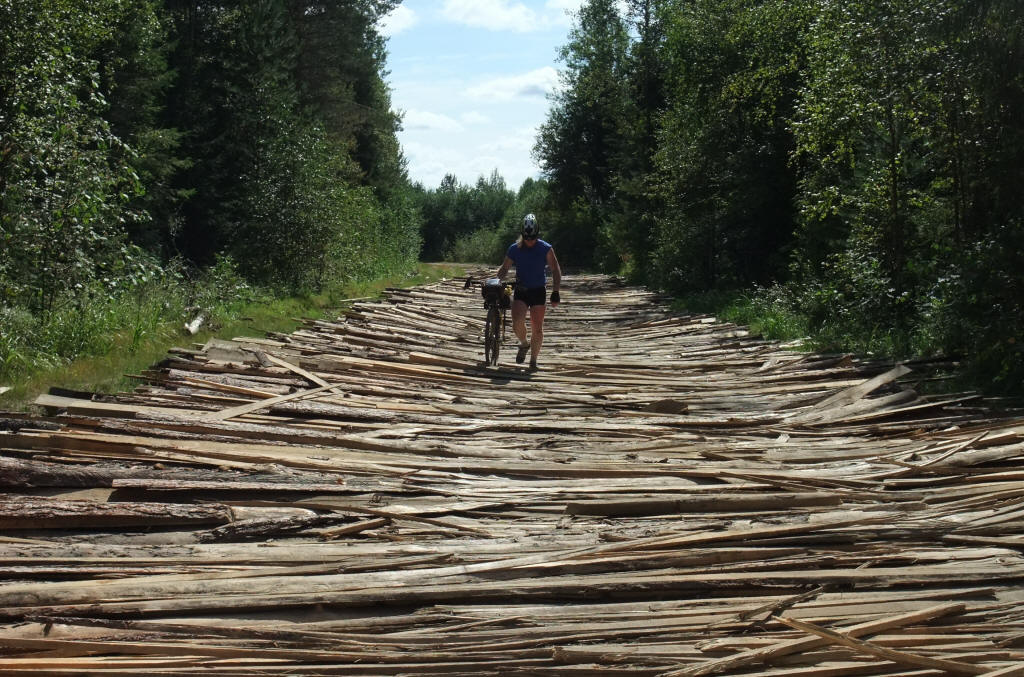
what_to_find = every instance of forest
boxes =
[1,0,421,382]
[2,0,1023,394]
[425,0,1024,392]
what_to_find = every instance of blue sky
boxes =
[378,0,586,191]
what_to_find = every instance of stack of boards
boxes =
[2,272,1023,675]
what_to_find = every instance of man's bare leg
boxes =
[511,300,530,362]
[529,304,546,367]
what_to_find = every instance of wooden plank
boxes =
[320,518,390,540]
[664,603,966,676]
[976,666,1024,677]
[5,273,1024,676]
[202,382,342,421]
[0,456,115,488]
[804,364,913,411]
[773,615,988,675]
[262,353,332,388]
[33,393,206,419]
[0,498,231,530]
[565,493,842,517]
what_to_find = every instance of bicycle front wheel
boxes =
[484,306,501,365]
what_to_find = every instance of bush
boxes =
[921,226,1024,393]
[184,255,264,315]
[36,290,118,361]
[0,307,41,378]
[446,226,511,264]
[676,284,810,344]
[721,284,810,343]
[0,253,277,383]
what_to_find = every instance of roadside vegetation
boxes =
[1,1,425,404]
[427,0,1024,395]
[410,172,550,265]
[0,262,461,410]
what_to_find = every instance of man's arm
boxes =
[496,256,513,280]
[547,248,562,305]
[547,249,561,291]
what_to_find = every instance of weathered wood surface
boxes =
[2,271,1024,675]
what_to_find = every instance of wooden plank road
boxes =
[2,272,1024,675]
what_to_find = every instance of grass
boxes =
[670,286,811,346]
[0,263,466,412]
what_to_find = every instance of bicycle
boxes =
[478,278,513,365]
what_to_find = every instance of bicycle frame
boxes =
[480,280,512,365]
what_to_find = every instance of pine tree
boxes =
[534,0,630,267]
[613,0,669,279]
[97,0,186,255]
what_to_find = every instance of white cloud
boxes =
[461,111,491,125]
[440,0,589,32]
[379,6,417,37]
[403,140,474,186]
[442,0,537,32]
[545,1,632,27]
[545,0,583,8]
[466,67,559,101]
[402,110,464,132]
[544,0,584,23]
[403,138,540,190]
[481,126,539,153]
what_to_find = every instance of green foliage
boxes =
[328,186,423,282]
[1,0,421,326]
[288,0,406,198]
[601,1,669,281]
[922,223,1024,392]
[0,255,261,383]
[537,0,1024,391]
[415,174,557,267]
[182,255,263,317]
[447,227,511,264]
[0,307,40,376]
[415,171,518,261]
[1,261,454,409]
[534,0,631,269]
[651,0,807,293]
[714,285,810,343]
[160,0,419,290]
[0,0,145,313]
[98,0,186,253]
[790,0,1024,374]
[0,0,427,402]
[794,0,945,290]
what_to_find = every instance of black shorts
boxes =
[513,285,546,307]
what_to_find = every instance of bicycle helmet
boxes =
[522,213,539,239]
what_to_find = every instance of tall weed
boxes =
[0,255,270,383]
[724,285,810,343]
[677,285,810,344]
[0,307,39,378]
[36,291,117,360]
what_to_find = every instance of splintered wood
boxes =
[2,272,1024,676]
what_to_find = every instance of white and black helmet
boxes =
[522,213,539,239]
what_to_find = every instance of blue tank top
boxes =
[506,239,552,288]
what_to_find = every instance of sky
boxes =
[378,0,587,191]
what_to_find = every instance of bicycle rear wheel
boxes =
[484,306,501,365]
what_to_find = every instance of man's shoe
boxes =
[516,343,530,364]
[528,360,539,371]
